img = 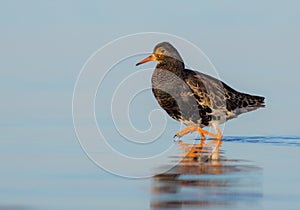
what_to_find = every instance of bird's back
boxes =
[183,69,265,122]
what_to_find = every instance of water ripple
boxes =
[223,136,300,147]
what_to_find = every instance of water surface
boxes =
[1,136,300,210]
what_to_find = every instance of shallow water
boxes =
[151,145,263,210]
[1,136,300,210]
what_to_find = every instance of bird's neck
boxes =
[156,58,185,78]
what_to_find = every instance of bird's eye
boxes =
[160,49,166,54]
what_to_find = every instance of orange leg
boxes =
[209,126,223,159]
[176,125,223,160]
[211,138,223,160]
[174,125,223,140]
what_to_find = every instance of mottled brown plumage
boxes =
[136,42,265,140]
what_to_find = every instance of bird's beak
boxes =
[136,54,156,66]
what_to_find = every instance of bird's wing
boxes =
[184,70,228,109]
[184,69,265,119]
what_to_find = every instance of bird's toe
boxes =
[173,134,181,142]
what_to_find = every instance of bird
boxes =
[136,42,265,143]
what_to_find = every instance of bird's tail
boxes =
[243,94,265,111]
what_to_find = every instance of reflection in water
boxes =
[151,141,262,210]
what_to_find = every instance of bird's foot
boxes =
[173,134,181,142]
[174,125,223,146]
[175,125,206,139]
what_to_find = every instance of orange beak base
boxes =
[136,54,156,66]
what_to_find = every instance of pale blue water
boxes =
[1,136,300,210]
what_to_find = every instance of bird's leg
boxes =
[174,125,206,140]
[196,127,218,140]
[200,132,206,140]
[176,126,223,159]
[198,126,223,140]
[211,136,223,160]
[207,126,223,156]
[174,125,223,142]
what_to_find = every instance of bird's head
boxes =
[136,42,184,66]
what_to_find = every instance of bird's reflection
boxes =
[151,140,262,210]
